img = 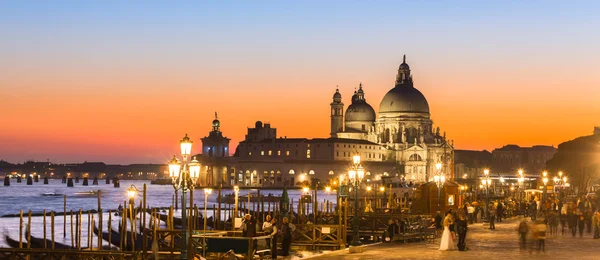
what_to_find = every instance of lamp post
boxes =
[378,186,385,209]
[542,171,548,206]
[126,184,139,204]
[482,169,492,220]
[203,188,212,257]
[233,185,239,221]
[348,155,365,247]
[169,134,201,260]
[517,171,524,215]
[433,163,446,212]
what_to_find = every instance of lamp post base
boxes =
[349,245,364,253]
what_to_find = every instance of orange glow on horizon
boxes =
[1,59,598,163]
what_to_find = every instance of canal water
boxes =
[0,179,337,248]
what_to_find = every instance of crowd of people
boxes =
[432,193,600,253]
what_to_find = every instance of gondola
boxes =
[93,224,153,251]
[26,229,74,249]
[4,234,30,248]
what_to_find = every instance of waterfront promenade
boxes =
[307,217,600,260]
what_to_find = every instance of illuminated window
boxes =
[268,150,272,156]
[286,151,290,156]
[249,152,252,156]
[289,169,295,175]
[309,170,315,175]
[328,170,334,175]
[261,151,265,156]
[366,171,371,176]
[278,150,281,156]
[307,149,311,159]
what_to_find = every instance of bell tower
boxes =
[330,87,344,137]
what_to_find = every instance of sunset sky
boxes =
[1,1,599,164]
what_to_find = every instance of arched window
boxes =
[309,170,315,175]
[328,170,334,175]
[289,169,295,175]
[366,171,371,176]
[409,154,422,161]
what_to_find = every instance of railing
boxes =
[292,224,345,250]
[0,248,140,260]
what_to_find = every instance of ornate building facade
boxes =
[334,56,454,183]
[193,56,454,187]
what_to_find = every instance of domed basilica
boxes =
[331,56,454,182]
[196,56,454,188]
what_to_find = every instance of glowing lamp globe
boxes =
[348,170,356,180]
[189,157,201,181]
[180,134,193,156]
[353,155,361,165]
[168,155,181,179]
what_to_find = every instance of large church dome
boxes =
[379,86,429,114]
[379,56,430,114]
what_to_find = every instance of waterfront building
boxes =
[194,56,455,188]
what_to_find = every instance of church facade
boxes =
[195,57,454,187]
[333,56,454,183]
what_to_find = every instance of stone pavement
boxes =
[306,217,600,260]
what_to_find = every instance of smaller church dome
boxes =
[212,119,220,127]
[345,103,376,122]
[345,83,375,122]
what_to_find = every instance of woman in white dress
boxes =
[439,212,458,251]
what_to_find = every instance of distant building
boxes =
[200,113,230,158]
[594,126,600,136]
[454,150,492,180]
[491,145,557,174]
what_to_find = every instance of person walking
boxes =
[496,201,504,222]
[534,220,546,253]
[530,200,537,221]
[467,204,475,224]
[517,219,529,250]
[455,214,468,251]
[578,212,586,237]
[568,210,578,237]
[592,211,600,239]
[268,218,278,259]
[560,204,568,235]
[488,205,496,230]
[547,212,558,236]
[280,217,294,256]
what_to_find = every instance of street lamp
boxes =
[482,169,492,220]
[517,171,524,204]
[203,188,212,257]
[433,163,445,212]
[233,185,239,220]
[169,134,201,260]
[348,155,365,247]
[542,171,548,204]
